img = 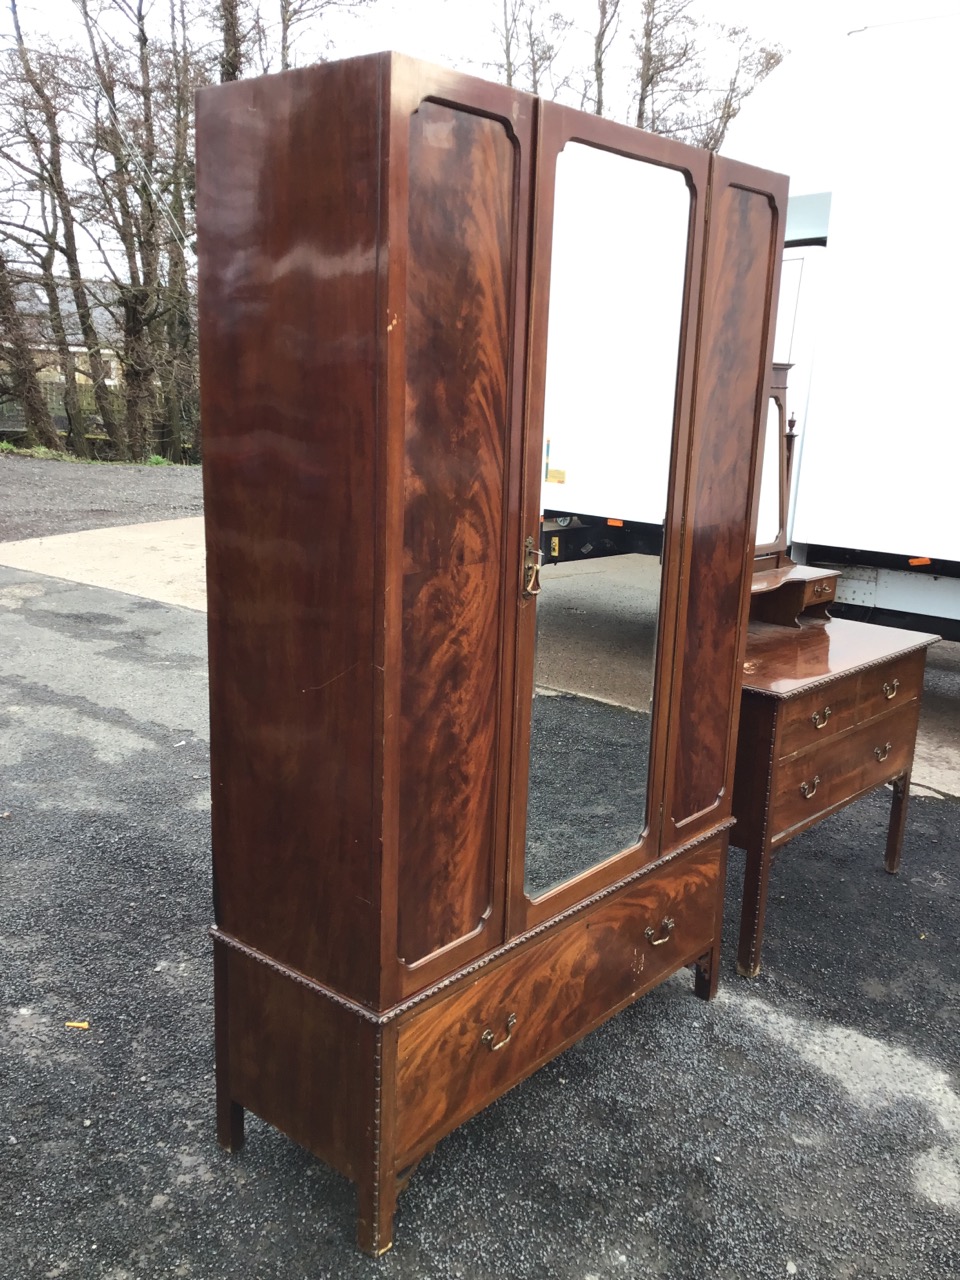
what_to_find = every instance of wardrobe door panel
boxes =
[666,158,788,845]
[396,101,517,970]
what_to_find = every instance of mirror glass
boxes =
[524,142,691,899]
[755,398,783,548]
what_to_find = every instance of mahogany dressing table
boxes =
[733,615,938,976]
[731,367,939,976]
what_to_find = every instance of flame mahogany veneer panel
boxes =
[668,165,787,840]
[398,103,515,967]
[394,840,721,1164]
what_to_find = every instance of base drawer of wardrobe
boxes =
[392,839,721,1165]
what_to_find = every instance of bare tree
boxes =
[591,0,620,116]
[685,26,783,152]
[219,0,244,80]
[491,0,574,97]
[492,0,521,86]
[278,0,370,71]
[8,0,122,449]
[630,0,783,150]
[0,248,62,450]
[522,4,574,96]
[0,62,91,454]
[632,0,697,133]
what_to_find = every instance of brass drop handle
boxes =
[814,582,833,597]
[522,535,543,598]
[875,742,893,762]
[883,678,900,700]
[800,775,821,799]
[811,706,832,730]
[481,1012,517,1052]
[644,917,675,947]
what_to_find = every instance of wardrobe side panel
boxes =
[667,164,787,843]
[198,58,385,1003]
[396,102,516,967]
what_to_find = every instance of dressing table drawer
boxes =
[801,576,836,609]
[393,841,720,1164]
[778,676,859,757]
[858,651,925,722]
[770,701,920,842]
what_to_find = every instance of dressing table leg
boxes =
[694,946,720,1000]
[737,838,773,978]
[884,771,911,874]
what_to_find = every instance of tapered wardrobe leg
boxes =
[884,771,911,874]
[356,1026,398,1256]
[217,1094,245,1151]
[213,941,245,1151]
[737,838,773,978]
[694,834,728,999]
[357,1171,399,1257]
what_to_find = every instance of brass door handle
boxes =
[811,707,832,730]
[874,742,893,762]
[883,679,900,700]
[522,535,543,597]
[800,775,821,799]
[644,917,675,947]
[481,1012,517,1052]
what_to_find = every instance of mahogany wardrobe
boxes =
[197,51,787,1254]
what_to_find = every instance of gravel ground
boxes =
[0,453,203,541]
[1,460,958,1279]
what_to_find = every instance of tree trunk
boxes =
[0,250,62,451]
[220,0,242,81]
[39,263,88,457]
[12,0,123,453]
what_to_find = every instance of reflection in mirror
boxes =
[524,141,691,900]
[755,397,783,548]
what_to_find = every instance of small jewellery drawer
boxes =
[801,575,837,609]
[858,651,925,722]
[778,675,859,758]
[771,702,920,840]
[393,843,720,1165]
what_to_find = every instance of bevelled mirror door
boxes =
[522,139,692,902]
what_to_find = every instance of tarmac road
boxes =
[1,454,959,1279]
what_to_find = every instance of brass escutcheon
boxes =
[883,678,900,700]
[811,706,832,729]
[481,1012,517,1052]
[644,917,675,947]
[800,775,821,799]
[874,742,893,762]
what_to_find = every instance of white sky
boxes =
[3,0,958,185]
